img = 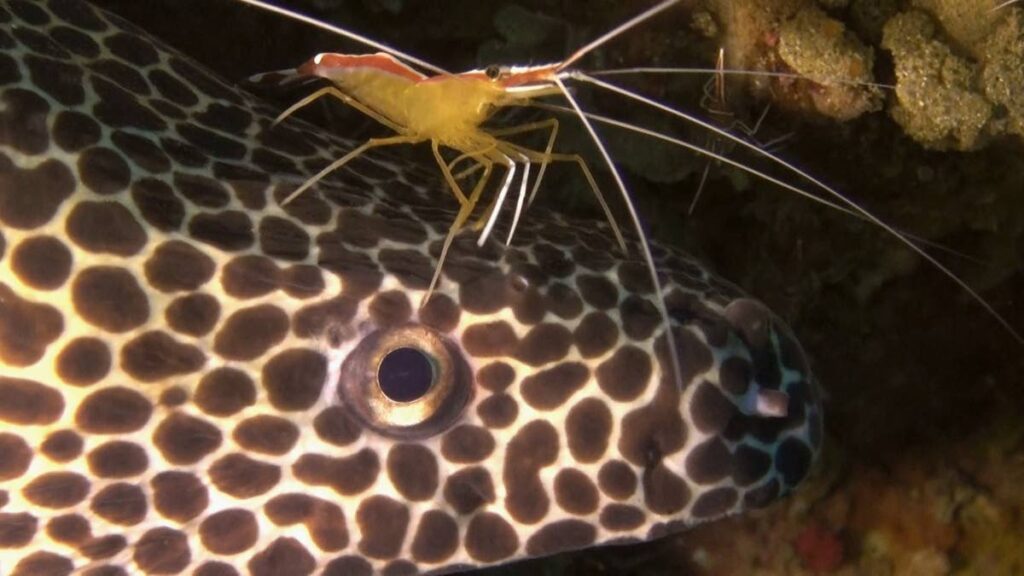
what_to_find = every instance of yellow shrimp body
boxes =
[304,53,520,151]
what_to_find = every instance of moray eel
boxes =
[0,1,823,574]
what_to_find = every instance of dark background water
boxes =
[90,1,1024,573]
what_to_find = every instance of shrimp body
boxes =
[301,53,538,150]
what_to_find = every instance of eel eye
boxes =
[338,325,471,439]
[484,64,503,80]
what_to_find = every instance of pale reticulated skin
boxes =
[0,1,823,575]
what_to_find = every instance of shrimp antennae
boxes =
[556,75,1024,344]
[234,0,449,75]
[552,76,687,395]
[557,0,682,71]
[592,67,895,90]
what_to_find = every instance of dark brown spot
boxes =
[443,466,496,515]
[691,487,738,519]
[0,159,75,229]
[165,292,220,337]
[292,295,358,339]
[525,519,596,556]
[193,563,238,576]
[90,479,147,524]
[75,386,152,434]
[312,405,363,446]
[514,323,572,366]
[0,283,63,366]
[23,472,89,508]
[65,200,147,256]
[221,254,279,299]
[368,290,412,327]
[11,235,72,289]
[775,437,813,487]
[600,504,646,531]
[642,463,690,515]
[264,493,349,552]
[596,345,652,401]
[72,266,149,333]
[573,312,619,358]
[411,510,459,563]
[209,453,281,498]
[87,440,148,478]
[733,444,773,486]
[719,356,752,395]
[40,430,83,462]
[0,513,37,547]
[356,495,409,560]
[259,215,310,261]
[504,420,558,524]
[213,304,289,361]
[151,471,207,523]
[233,415,300,456]
[188,209,254,252]
[686,437,734,485]
[248,537,316,576]
[439,424,495,464]
[565,397,612,463]
[387,443,438,501]
[323,557,372,576]
[576,274,618,309]
[554,469,599,515]
[199,509,259,555]
[0,433,31,481]
[120,330,205,382]
[521,362,589,410]
[10,552,74,576]
[55,337,110,386]
[134,527,190,575]
[261,348,327,410]
[152,413,222,465]
[46,514,90,544]
[476,393,517,429]
[0,376,63,425]
[619,295,660,341]
[159,386,188,407]
[690,381,738,435]
[598,460,637,501]
[280,265,324,299]
[143,240,216,292]
[80,534,127,560]
[476,362,515,392]
[464,512,518,562]
[418,292,461,333]
[293,450,379,495]
[194,367,255,416]
[619,381,686,467]
[461,321,517,357]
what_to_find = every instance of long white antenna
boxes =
[553,76,688,392]
[566,73,1024,344]
[234,0,450,75]
[558,0,682,71]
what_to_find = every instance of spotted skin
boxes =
[0,0,823,574]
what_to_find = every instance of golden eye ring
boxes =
[337,324,471,439]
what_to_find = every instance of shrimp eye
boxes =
[337,325,471,439]
[484,64,503,80]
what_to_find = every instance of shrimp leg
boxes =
[281,135,423,205]
[273,86,404,134]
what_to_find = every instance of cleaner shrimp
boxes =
[232,0,1023,376]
